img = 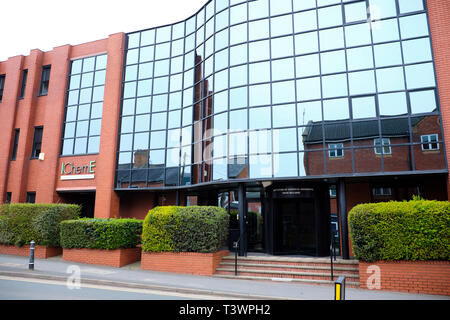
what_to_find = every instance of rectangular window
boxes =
[39,65,51,95]
[31,126,43,158]
[0,74,5,102]
[421,134,439,151]
[6,192,12,204]
[374,138,392,155]
[11,129,20,160]
[328,143,344,158]
[19,69,28,99]
[372,187,392,196]
[26,192,36,204]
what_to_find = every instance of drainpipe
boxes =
[238,183,247,257]
[338,179,349,260]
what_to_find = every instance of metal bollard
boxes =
[334,276,346,300]
[29,240,35,270]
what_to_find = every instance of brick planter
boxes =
[0,244,62,259]
[62,247,141,268]
[141,250,230,276]
[359,261,450,296]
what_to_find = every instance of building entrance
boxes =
[274,198,315,255]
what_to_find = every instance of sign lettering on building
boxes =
[60,160,96,180]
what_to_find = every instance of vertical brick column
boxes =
[0,56,23,203]
[11,50,44,203]
[38,45,72,203]
[94,33,125,218]
[426,0,450,199]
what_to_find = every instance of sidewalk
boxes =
[0,254,448,300]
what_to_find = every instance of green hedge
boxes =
[0,204,80,247]
[60,218,143,250]
[348,199,450,262]
[142,206,229,253]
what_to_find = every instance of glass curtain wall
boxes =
[116,0,445,189]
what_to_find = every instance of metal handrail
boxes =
[234,237,240,276]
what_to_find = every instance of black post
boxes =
[338,179,349,260]
[238,183,247,257]
[29,240,35,270]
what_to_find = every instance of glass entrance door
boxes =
[274,198,315,255]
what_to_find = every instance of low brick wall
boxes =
[62,247,141,268]
[141,250,230,276]
[0,244,62,259]
[359,261,450,296]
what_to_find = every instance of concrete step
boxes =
[215,255,360,288]
[219,261,359,273]
[216,267,360,280]
[213,273,360,288]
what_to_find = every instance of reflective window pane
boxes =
[405,63,436,90]
[249,154,272,178]
[399,14,428,39]
[270,0,292,16]
[250,62,270,84]
[272,58,294,81]
[294,10,317,33]
[273,104,296,128]
[345,23,372,47]
[371,19,399,43]
[249,40,270,62]
[410,90,437,114]
[249,107,271,130]
[398,0,424,14]
[274,153,298,177]
[271,15,293,37]
[296,54,320,78]
[402,38,432,64]
[318,5,343,29]
[273,128,297,152]
[345,1,367,23]
[376,67,405,93]
[374,42,402,68]
[322,74,348,98]
[272,80,295,104]
[319,27,344,51]
[321,50,346,75]
[249,84,270,106]
[348,70,376,96]
[323,98,349,121]
[297,77,321,101]
[352,96,377,119]
[295,32,318,55]
[298,101,322,126]
[249,19,270,41]
[271,36,293,59]
[347,46,373,71]
[230,87,248,109]
[369,0,397,19]
[378,92,407,116]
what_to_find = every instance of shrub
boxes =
[142,206,229,253]
[60,218,143,250]
[0,204,80,247]
[348,199,450,262]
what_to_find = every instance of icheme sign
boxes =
[60,160,96,180]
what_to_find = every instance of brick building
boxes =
[0,0,449,258]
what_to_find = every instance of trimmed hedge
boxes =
[60,218,143,250]
[348,199,450,262]
[0,204,80,247]
[142,206,229,253]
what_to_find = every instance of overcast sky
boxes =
[0,0,208,61]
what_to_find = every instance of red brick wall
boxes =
[427,0,450,199]
[0,244,62,259]
[63,247,141,268]
[141,250,230,276]
[359,261,450,296]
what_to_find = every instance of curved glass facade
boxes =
[115,0,446,189]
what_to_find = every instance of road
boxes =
[0,276,213,300]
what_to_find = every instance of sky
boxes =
[0,0,208,61]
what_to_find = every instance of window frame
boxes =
[374,138,392,155]
[328,143,344,158]
[31,126,43,159]
[39,65,51,96]
[421,134,439,151]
